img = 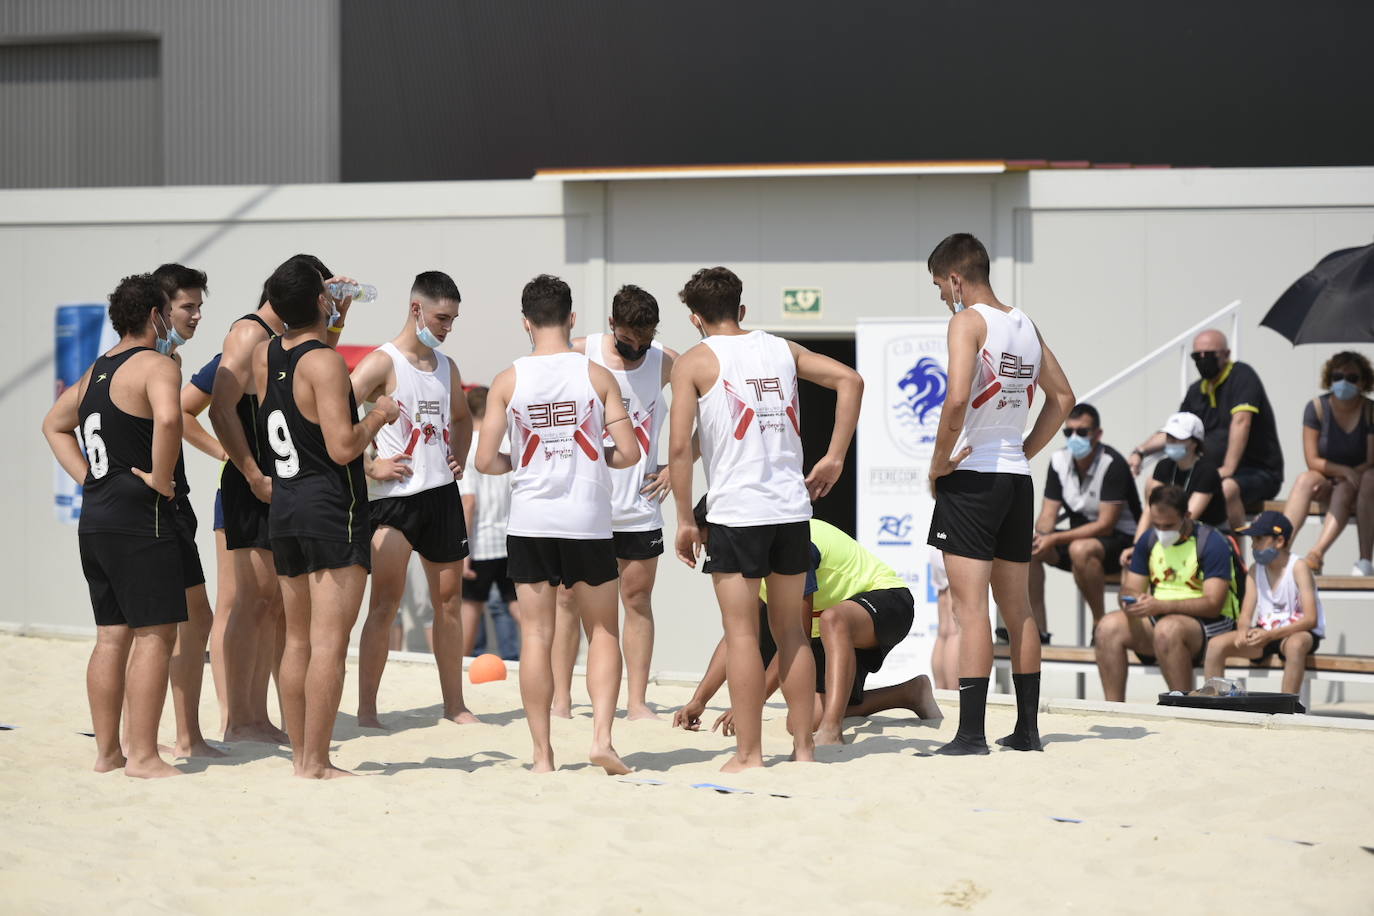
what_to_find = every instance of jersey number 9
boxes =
[266,410,300,478]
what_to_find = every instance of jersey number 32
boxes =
[266,410,300,478]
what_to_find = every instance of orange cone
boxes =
[469,653,507,684]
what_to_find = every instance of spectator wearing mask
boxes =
[1094,485,1238,701]
[1129,329,1284,530]
[1121,412,1227,569]
[1030,403,1141,628]
[1203,512,1324,696]
[1282,351,1374,575]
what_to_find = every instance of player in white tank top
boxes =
[668,266,864,771]
[348,272,477,730]
[550,290,682,721]
[1203,514,1324,695]
[924,233,1077,757]
[475,273,641,775]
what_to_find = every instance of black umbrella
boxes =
[1262,243,1374,344]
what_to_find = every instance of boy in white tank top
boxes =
[552,285,680,721]
[475,274,642,775]
[1203,512,1324,695]
[348,271,477,730]
[668,266,864,772]
[925,233,1076,756]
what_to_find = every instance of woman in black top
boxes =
[1121,411,1226,569]
[1283,351,1374,574]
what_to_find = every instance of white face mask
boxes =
[1155,528,1181,547]
[949,278,965,314]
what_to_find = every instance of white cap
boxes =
[1160,411,1204,442]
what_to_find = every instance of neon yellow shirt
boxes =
[761,519,907,637]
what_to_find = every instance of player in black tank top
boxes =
[217,313,278,550]
[261,337,369,545]
[42,273,187,778]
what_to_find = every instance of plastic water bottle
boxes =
[326,281,378,303]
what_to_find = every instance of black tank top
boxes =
[219,314,278,491]
[77,347,173,537]
[260,338,368,543]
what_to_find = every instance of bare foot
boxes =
[550,703,573,720]
[93,753,127,773]
[814,726,848,746]
[173,739,229,759]
[720,754,764,773]
[297,763,356,779]
[908,675,944,720]
[590,744,632,775]
[356,714,390,731]
[223,722,287,745]
[626,705,661,721]
[530,754,556,774]
[124,757,182,779]
[790,741,816,763]
[442,709,481,725]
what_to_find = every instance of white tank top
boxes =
[586,333,666,531]
[954,304,1043,475]
[697,330,811,526]
[1254,555,1325,638]
[369,342,455,499]
[505,352,612,539]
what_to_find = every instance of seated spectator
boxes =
[1130,329,1284,530]
[672,503,940,745]
[1094,485,1238,701]
[1281,351,1374,575]
[1122,412,1228,568]
[1203,512,1324,695]
[1030,403,1141,627]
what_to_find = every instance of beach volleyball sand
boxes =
[1,633,1370,914]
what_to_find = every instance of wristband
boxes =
[329,323,346,333]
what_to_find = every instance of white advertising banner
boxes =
[855,318,949,688]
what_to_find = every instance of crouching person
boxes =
[1204,511,1324,695]
[1094,485,1238,701]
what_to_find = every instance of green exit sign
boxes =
[783,287,822,318]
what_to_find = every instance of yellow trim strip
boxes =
[1231,404,1259,414]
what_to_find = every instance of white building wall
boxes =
[3,167,1371,700]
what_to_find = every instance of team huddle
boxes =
[43,232,1076,779]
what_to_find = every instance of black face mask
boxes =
[614,337,651,361]
[1192,353,1222,380]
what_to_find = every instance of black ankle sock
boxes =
[996,672,1043,752]
[937,677,989,755]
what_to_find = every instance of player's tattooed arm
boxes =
[592,363,641,470]
[475,368,514,476]
[42,371,90,484]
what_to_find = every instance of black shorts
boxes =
[928,470,1034,563]
[462,557,519,603]
[221,466,271,551]
[172,498,206,589]
[79,534,189,629]
[1232,466,1283,507]
[1260,631,1322,660]
[507,535,618,588]
[370,483,470,564]
[613,528,665,560]
[1137,614,1236,666]
[703,521,810,578]
[270,536,371,578]
[1047,528,1134,575]
[849,587,916,658]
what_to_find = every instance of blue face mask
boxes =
[1164,443,1189,462]
[415,315,443,349]
[1252,546,1280,566]
[1066,433,1094,459]
[153,313,175,356]
[1332,379,1359,401]
[950,280,965,314]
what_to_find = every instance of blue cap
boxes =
[1237,510,1292,542]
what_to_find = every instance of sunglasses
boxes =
[1062,428,1095,439]
[1190,350,1224,359]
[1330,371,1363,384]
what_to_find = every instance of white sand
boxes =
[1,632,1371,914]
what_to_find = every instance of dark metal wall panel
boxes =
[339,0,1374,181]
[0,0,339,187]
[0,39,161,188]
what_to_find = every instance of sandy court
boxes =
[1,632,1371,915]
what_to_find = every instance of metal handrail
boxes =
[1078,299,1243,402]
